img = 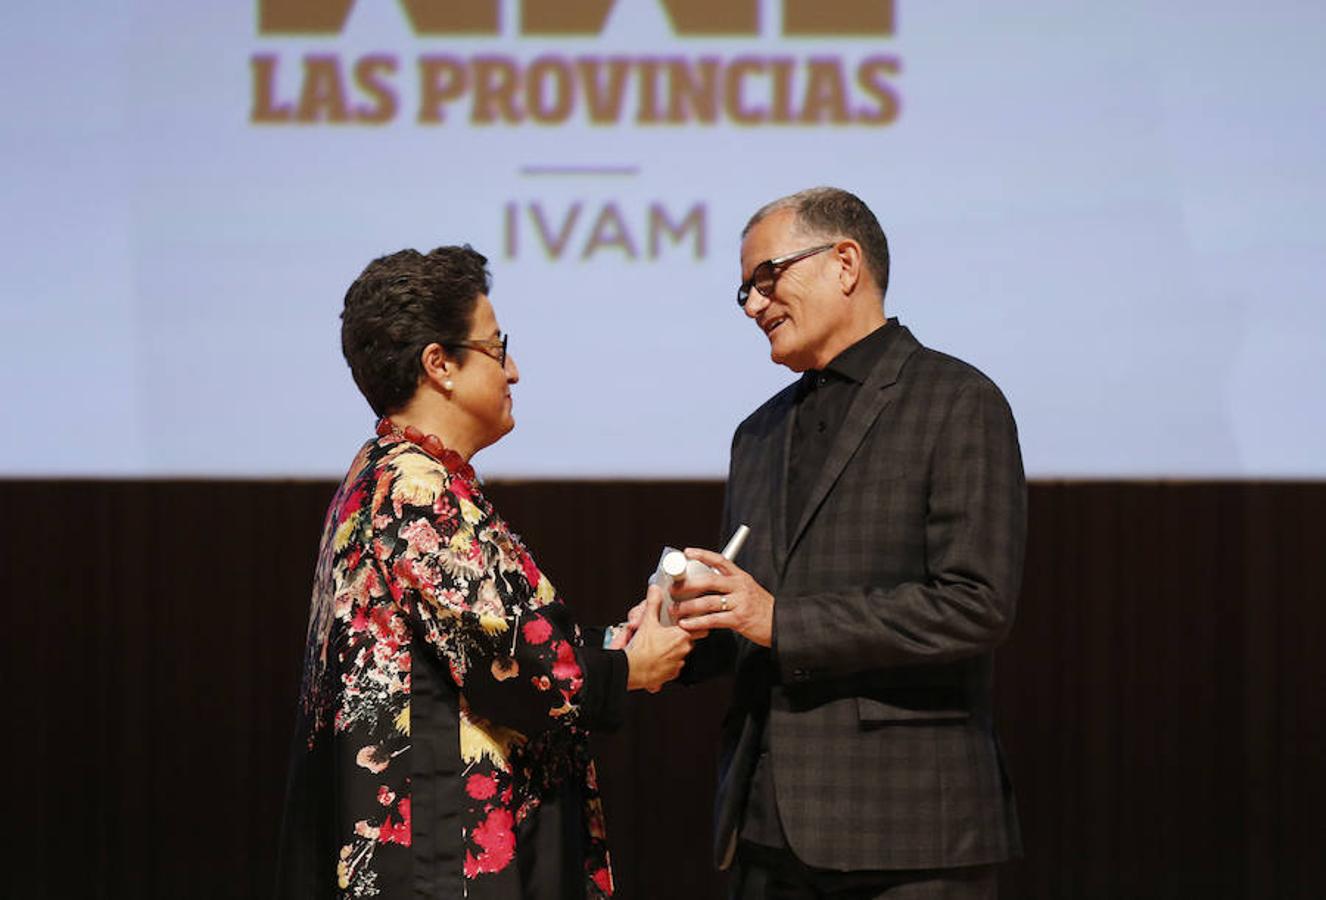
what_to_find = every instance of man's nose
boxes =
[743,289,770,319]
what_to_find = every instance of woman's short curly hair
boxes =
[340,245,491,416]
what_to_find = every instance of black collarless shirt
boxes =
[785,320,896,537]
[741,318,898,853]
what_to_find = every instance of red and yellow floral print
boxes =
[292,433,614,897]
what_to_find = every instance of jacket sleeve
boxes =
[374,478,628,738]
[773,377,1027,675]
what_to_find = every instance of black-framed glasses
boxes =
[451,332,509,367]
[736,243,836,307]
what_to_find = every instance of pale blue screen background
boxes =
[2,1,1323,477]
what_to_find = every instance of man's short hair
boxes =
[340,245,491,416]
[744,187,890,298]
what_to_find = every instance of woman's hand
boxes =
[605,597,649,650]
[625,585,694,693]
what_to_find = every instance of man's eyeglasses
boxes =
[736,243,836,307]
[450,332,509,368]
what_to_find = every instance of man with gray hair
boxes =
[672,187,1026,897]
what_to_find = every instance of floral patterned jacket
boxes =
[277,434,624,898]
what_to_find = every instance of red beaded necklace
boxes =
[375,417,476,482]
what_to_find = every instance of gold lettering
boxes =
[636,59,664,124]
[472,57,523,123]
[257,0,778,37]
[855,56,901,125]
[522,0,757,35]
[649,203,706,259]
[799,58,850,124]
[769,58,796,124]
[257,0,353,34]
[253,52,905,130]
[658,0,758,34]
[582,204,638,259]
[526,57,575,124]
[257,0,498,35]
[403,0,498,34]
[665,58,719,123]
[418,56,468,123]
[783,0,893,36]
[353,55,398,123]
[521,0,615,34]
[297,55,350,123]
[251,55,293,123]
[724,57,766,125]
[578,58,631,124]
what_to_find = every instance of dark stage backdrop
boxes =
[4,480,1324,898]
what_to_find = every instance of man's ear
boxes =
[419,342,455,387]
[835,240,864,296]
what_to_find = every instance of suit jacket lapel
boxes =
[783,325,920,569]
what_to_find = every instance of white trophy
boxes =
[649,525,751,627]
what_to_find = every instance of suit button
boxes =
[793,668,809,681]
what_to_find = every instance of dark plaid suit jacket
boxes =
[688,321,1025,873]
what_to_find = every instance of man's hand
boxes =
[671,548,775,648]
[625,585,694,692]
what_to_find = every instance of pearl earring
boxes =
[444,379,454,392]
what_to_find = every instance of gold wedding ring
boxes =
[719,597,729,612]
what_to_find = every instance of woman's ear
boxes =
[419,342,455,389]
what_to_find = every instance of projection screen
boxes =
[2,0,1323,477]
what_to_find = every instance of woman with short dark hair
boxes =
[277,245,690,898]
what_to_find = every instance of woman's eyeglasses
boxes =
[450,333,509,367]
